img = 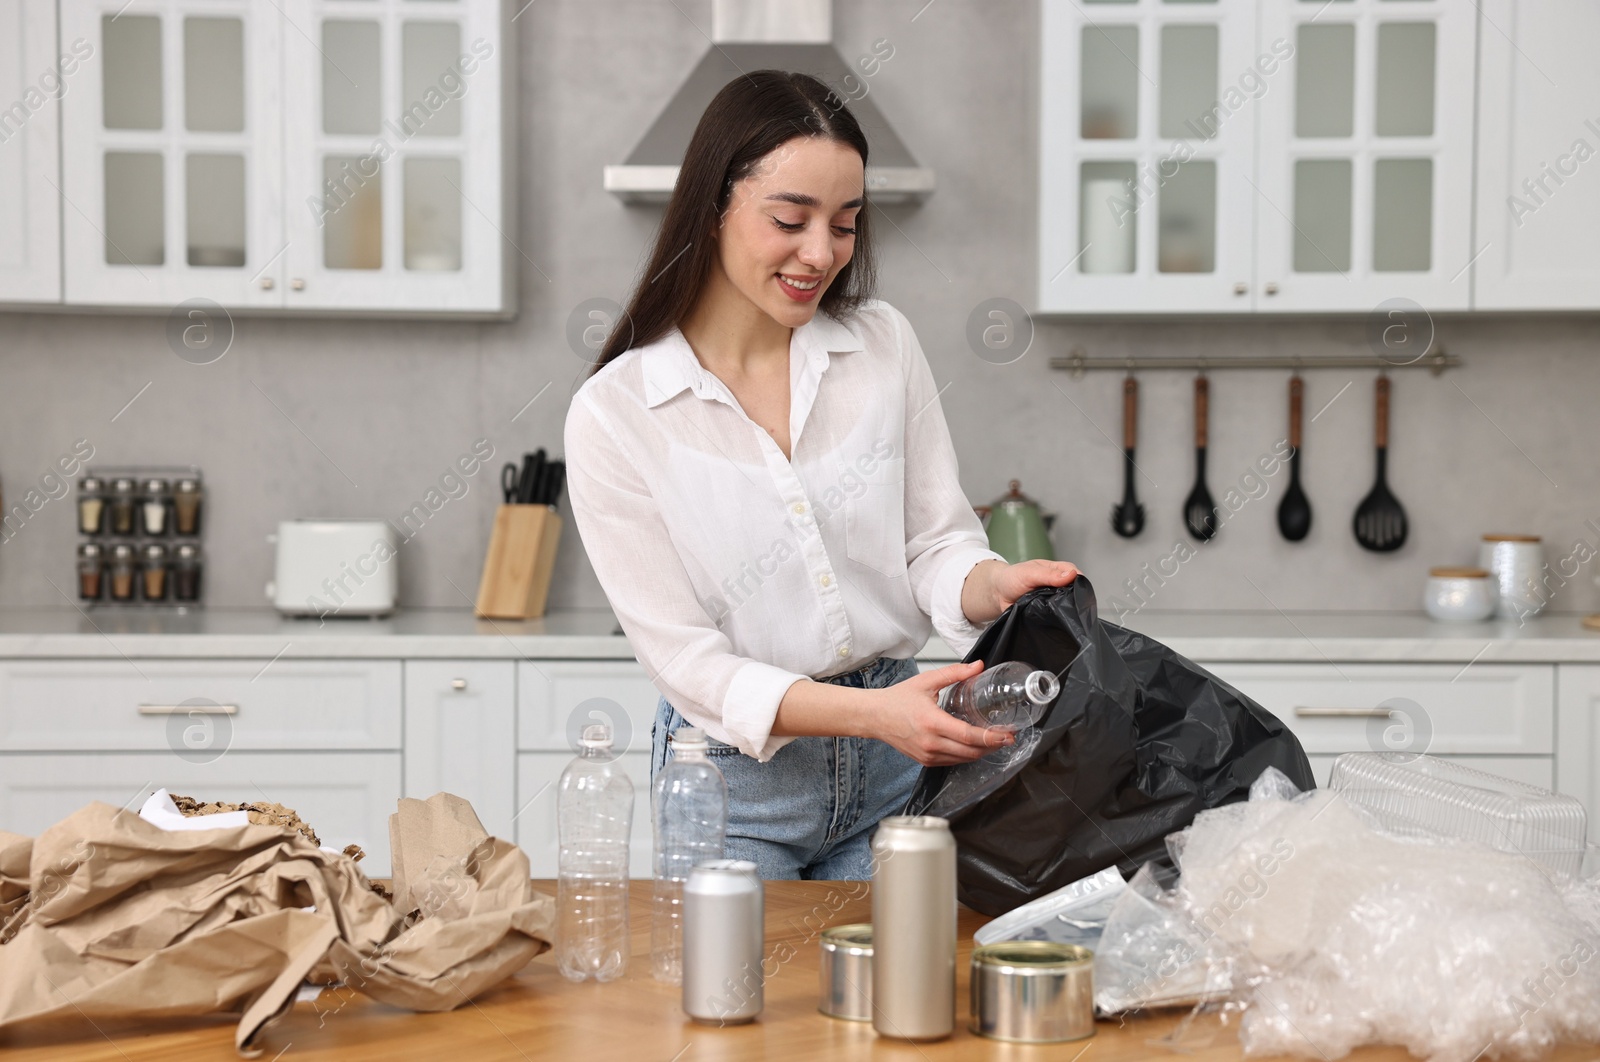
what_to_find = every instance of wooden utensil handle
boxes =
[1123,377,1138,450]
[1195,376,1208,449]
[1288,375,1303,448]
[1375,375,1390,449]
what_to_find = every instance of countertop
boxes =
[1,605,1599,663]
[7,880,1591,1062]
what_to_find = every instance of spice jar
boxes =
[77,476,106,535]
[141,543,169,601]
[108,478,137,535]
[173,478,204,536]
[109,543,136,601]
[173,543,202,602]
[77,542,105,600]
[139,478,171,536]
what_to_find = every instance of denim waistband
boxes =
[817,655,911,688]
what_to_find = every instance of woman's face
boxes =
[715,136,864,329]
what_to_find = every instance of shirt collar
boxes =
[642,310,866,408]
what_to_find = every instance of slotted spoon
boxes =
[1353,375,1408,552]
[1183,375,1217,541]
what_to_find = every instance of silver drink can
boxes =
[682,859,764,1024]
[871,815,957,1040]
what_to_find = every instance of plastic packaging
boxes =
[907,576,1315,915]
[941,661,1060,731]
[652,727,727,984]
[1328,751,1588,876]
[555,723,634,982]
[974,866,1125,950]
[1094,766,1600,1060]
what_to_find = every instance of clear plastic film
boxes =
[1094,767,1600,1061]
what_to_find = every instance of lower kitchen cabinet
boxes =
[1556,665,1600,843]
[516,752,653,880]
[403,661,515,842]
[0,751,402,874]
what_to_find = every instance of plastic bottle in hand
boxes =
[942,661,1061,731]
[556,723,634,983]
[651,727,728,984]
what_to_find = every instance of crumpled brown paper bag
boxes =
[0,793,554,1055]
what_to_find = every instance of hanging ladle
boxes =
[1276,374,1313,541]
[1111,374,1145,538]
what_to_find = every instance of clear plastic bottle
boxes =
[556,723,634,983]
[651,727,728,984]
[941,661,1061,731]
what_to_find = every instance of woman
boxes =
[563,70,1078,879]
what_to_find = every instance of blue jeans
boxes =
[651,655,923,880]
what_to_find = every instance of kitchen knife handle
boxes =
[1375,375,1390,450]
[1194,376,1208,450]
[1288,375,1303,449]
[1123,377,1138,451]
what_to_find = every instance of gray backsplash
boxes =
[2,0,1596,617]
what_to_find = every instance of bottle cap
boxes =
[1024,669,1060,705]
[579,723,613,749]
[670,727,710,753]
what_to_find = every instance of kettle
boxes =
[975,480,1056,563]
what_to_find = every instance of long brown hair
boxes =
[588,70,877,377]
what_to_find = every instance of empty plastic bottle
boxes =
[941,661,1061,731]
[651,727,728,984]
[556,723,634,983]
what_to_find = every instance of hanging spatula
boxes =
[1111,375,1145,538]
[1353,375,1408,552]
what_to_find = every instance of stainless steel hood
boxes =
[604,0,935,205]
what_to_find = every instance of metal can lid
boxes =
[176,478,202,493]
[79,476,104,492]
[972,941,1093,970]
[142,478,170,494]
[690,858,759,876]
[820,924,873,954]
[877,814,950,832]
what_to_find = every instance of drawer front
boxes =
[1208,663,1554,756]
[516,751,652,879]
[517,661,660,754]
[1306,754,1554,791]
[0,752,402,876]
[403,661,516,841]
[0,659,402,751]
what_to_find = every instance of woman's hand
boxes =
[962,559,1081,626]
[865,660,1014,767]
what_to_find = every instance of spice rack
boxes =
[75,466,205,608]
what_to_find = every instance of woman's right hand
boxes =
[867,660,1015,767]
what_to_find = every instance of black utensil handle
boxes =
[1375,375,1390,450]
[1288,376,1303,449]
[1194,376,1208,449]
[1123,377,1138,451]
[548,462,566,507]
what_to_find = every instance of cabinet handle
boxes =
[291,278,306,291]
[260,277,275,291]
[1233,282,1247,296]
[451,678,468,691]
[1264,282,1280,296]
[139,703,239,715]
[1293,706,1392,718]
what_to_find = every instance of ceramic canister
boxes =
[1479,534,1545,619]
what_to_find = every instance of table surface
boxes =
[4,880,1598,1061]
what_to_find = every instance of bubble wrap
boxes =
[1095,768,1600,1061]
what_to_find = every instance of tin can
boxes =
[870,815,957,1040]
[682,859,763,1024]
[818,924,873,1021]
[970,941,1095,1043]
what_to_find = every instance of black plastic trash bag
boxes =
[905,576,1314,916]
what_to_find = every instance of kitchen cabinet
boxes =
[403,660,515,842]
[1556,665,1600,843]
[1038,0,1477,314]
[1472,0,1600,310]
[56,0,514,316]
[517,751,653,880]
[0,0,64,304]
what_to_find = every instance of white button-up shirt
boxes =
[563,299,1006,761]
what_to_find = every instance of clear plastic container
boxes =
[1327,752,1588,876]
[651,727,728,984]
[940,661,1061,731]
[556,723,634,982]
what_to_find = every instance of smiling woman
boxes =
[564,71,1079,880]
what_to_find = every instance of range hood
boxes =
[604,0,935,205]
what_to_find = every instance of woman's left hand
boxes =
[963,558,1080,625]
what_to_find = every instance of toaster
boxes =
[266,519,398,617]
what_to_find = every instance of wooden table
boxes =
[4,881,1598,1061]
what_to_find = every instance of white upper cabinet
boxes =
[1039,0,1477,315]
[0,0,64,304]
[56,0,513,316]
[1255,0,1476,312]
[1040,0,1261,313]
[1473,0,1600,310]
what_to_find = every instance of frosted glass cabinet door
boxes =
[1254,0,1476,312]
[1473,0,1600,310]
[1039,0,1260,313]
[59,0,286,308]
[280,0,512,315]
[0,0,62,304]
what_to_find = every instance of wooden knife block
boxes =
[475,504,561,619]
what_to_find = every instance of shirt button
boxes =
[819,574,832,587]
[793,503,807,515]
[838,646,850,658]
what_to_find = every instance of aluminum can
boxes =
[818,923,873,1021]
[870,815,956,1040]
[970,941,1095,1042]
[682,859,763,1024]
